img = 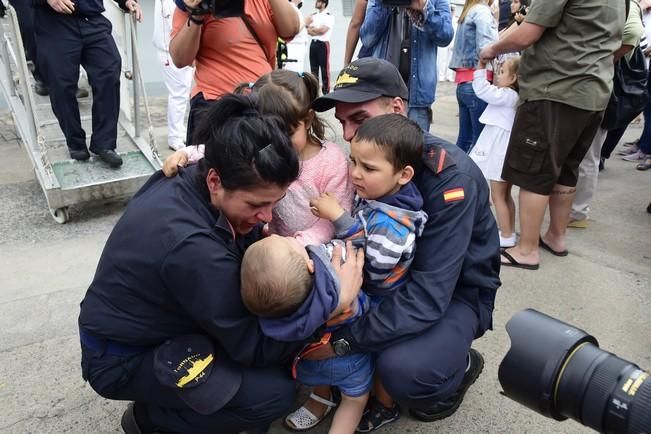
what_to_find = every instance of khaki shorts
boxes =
[502,100,603,195]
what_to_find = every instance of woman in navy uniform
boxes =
[78,95,364,433]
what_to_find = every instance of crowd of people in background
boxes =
[1,0,649,433]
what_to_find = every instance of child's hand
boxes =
[162,150,189,177]
[309,192,346,221]
[477,59,487,70]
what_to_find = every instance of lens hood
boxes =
[498,309,598,420]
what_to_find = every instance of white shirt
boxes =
[472,69,519,131]
[152,0,176,52]
[309,9,334,42]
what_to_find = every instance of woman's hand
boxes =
[309,193,346,221]
[162,150,189,177]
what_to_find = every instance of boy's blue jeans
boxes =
[297,353,373,397]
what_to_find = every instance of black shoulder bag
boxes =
[601,45,649,130]
[601,0,648,130]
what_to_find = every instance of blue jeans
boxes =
[296,353,373,397]
[408,106,431,132]
[456,81,487,153]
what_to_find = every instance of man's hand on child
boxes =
[162,151,189,177]
[303,241,364,361]
[309,192,346,221]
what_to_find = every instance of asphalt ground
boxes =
[1,82,650,433]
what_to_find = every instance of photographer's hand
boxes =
[183,0,203,8]
[408,0,426,11]
[47,0,75,14]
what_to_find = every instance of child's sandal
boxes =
[355,398,400,433]
[283,393,336,431]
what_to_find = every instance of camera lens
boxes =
[499,309,651,434]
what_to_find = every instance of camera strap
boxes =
[241,15,274,69]
[386,9,411,87]
[398,11,411,87]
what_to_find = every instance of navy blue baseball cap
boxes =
[153,334,242,415]
[312,58,409,112]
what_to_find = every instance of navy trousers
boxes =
[376,300,480,409]
[81,341,295,434]
[33,10,120,152]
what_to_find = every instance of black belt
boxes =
[79,328,150,356]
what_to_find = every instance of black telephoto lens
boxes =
[499,309,651,434]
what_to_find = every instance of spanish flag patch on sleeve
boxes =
[443,187,465,203]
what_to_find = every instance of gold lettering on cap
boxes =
[336,72,359,87]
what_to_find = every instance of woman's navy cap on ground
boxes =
[311,58,409,112]
[153,334,242,415]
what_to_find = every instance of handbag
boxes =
[601,45,649,131]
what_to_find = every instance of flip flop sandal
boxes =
[284,393,336,431]
[500,251,539,270]
[539,237,568,257]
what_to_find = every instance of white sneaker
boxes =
[499,232,517,248]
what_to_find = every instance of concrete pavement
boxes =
[1,83,650,434]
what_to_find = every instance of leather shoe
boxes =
[409,348,484,422]
[69,148,90,161]
[91,148,123,168]
[121,403,143,434]
[34,79,49,96]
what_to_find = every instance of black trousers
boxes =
[186,92,215,147]
[309,40,330,95]
[33,10,120,152]
[81,339,295,434]
[376,300,480,409]
[9,0,44,82]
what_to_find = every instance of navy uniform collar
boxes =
[181,165,237,242]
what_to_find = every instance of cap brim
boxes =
[312,89,383,112]
[177,352,242,415]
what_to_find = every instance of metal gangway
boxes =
[0,5,162,223]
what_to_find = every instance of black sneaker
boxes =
[356,397,400,432]
[91,148,123,168]
[409,348,484,422]
[69,148,90,161]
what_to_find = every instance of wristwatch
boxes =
[332,338,351,356]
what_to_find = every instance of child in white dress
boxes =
[470,56,520,248]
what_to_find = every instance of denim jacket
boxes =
[448,4,497,70]
[360,0,453,107]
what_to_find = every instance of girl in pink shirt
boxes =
[163,70,354,246]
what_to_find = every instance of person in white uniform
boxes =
[153,0,194,151]
[284,0,310,72]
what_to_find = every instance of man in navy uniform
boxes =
[306,0,334,95]
[32,0,142,168]
[300,57,501,429]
